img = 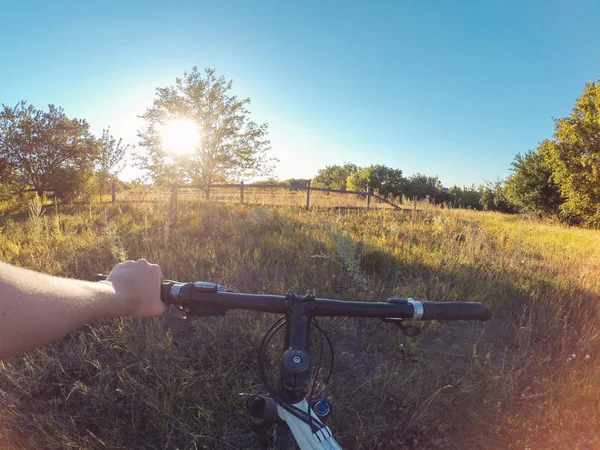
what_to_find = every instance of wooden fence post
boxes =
[305,179,311,210]
[240,181,244,204]
[366,186,372,210]
[170,185,178,224]
[111,181,116,203]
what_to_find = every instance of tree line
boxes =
[1,67,599,227]
[311,162,512,211]
[308,77,600,223]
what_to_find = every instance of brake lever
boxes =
[382,318,421,337]
[165,314,191,330]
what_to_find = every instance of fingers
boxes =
[107,258,166,317]
[149,263,162,275]
[112,259,161,275]
[115,259,158,269]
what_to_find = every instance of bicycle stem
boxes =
[280,290,317,404]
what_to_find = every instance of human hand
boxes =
[105,259,167,317]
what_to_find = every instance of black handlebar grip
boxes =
[422,302,491,321]
[161,282,175,305]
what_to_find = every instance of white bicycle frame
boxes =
[277,399,342,450]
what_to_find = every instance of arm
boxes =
[0,259,166,359]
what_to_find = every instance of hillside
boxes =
[1,199,599,449]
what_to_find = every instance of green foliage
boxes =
[403,173,449,202]
[346,164,404,197]
[313,162,358,190]
[477,182,514,213]
[0,179,17,202]
[449,185,481,209]
[504,146,562,216]
[0,153,19,199]
[0,102,99,200]
[504,79,600,225]
[138,67,275,192]
[477,185,495,211]
[53,166,96,203]
[316,163,450,203]
[541,81,600,225]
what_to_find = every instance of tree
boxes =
[403,173,446,201]
[97,128,129,200]
[540,81,600,225]
[346,164,404,197]
[313,163,358,190]
[449,185,482,209]
[478,181,514,213]
[0,153,18,200]
[504,145,562,216]
[138,67,275,196]
[478,184,496,211]
[0,102,99,199]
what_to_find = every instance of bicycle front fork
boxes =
[244,394,334,449]
[245,395,280,448]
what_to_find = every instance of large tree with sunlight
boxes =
[138,67,275,195]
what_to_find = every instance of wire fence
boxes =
[13,181,404,216]
[112,181,403,213]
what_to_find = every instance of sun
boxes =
[159,118,200,155]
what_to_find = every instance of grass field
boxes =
[1,196,599,449]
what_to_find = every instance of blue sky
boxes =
[1,0,599,186]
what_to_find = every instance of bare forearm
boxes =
[0,263,126,358]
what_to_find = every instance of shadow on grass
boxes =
[0,206,598,450]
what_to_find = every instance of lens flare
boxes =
[159,118,200,155]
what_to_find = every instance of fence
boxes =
[157,181,402,213]
[42,180,403,213]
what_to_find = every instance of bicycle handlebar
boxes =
[93,276,492,321]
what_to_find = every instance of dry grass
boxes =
[0,197,599,449]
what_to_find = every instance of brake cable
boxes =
[257,314,335,436]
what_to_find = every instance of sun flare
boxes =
[159,118,200,155]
